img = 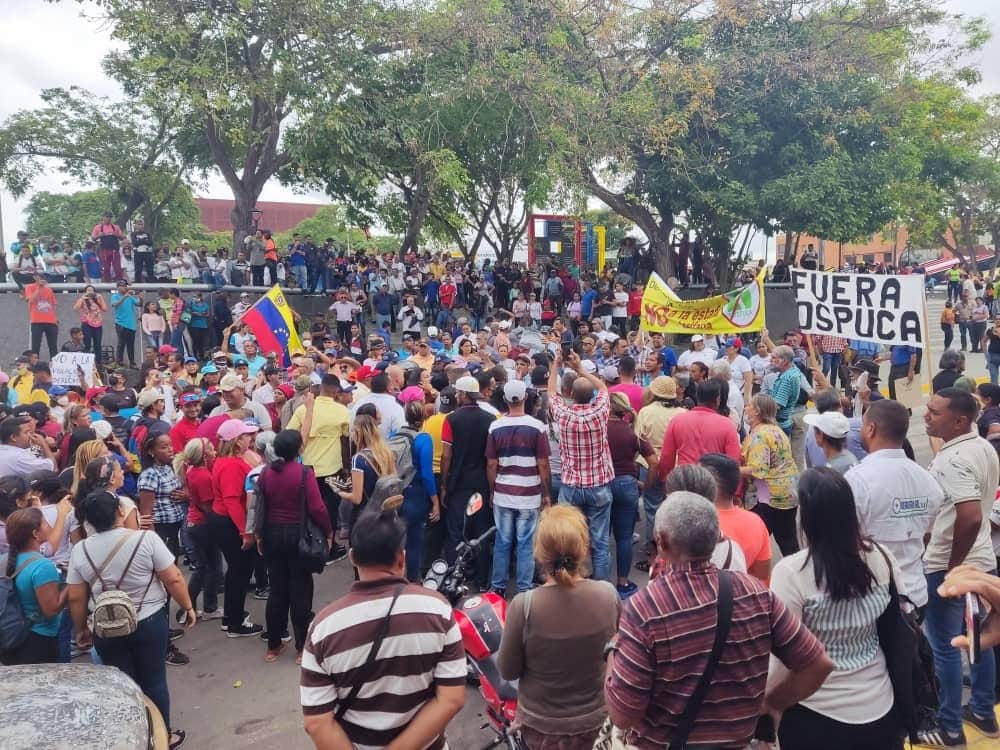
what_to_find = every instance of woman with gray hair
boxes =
[710,359,745,434]
[932,348,965,393]
[741,393,800,555]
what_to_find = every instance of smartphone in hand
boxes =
[966,592,983,665]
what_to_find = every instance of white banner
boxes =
[791,269,926,348]
[50,352,96,387]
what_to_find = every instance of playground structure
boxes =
[528,213,610,270]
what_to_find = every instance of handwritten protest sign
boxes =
[791,269,926,348]
[51,352,96,387]
[640,271,766,335]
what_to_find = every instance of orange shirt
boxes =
[264,238,278,262]
[25,283,57,324]
[940,308,956,326]
[717,506,772,579]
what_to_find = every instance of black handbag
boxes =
[873,543,939,743]
[297,466,330,574]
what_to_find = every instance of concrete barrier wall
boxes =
[0,283,800,368]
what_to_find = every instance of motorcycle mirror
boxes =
[466,492,483,517]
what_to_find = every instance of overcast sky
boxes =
[1,0,997,247]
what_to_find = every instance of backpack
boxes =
[0,554,43,653]
[126,415,169,468]
[385,427,417,491]
[82,531,154,639]
[793,359,813,406]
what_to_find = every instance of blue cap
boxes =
[233,357,249,366]
[47,385,68,397]
[200,363,219,375]
[183,356,197,364]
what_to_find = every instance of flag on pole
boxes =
[240,286,304,366]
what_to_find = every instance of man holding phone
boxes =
[922,388,1000,745]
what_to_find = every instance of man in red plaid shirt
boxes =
[548,349,615,579]
[818,334,848,390]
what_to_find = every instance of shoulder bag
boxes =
[297,465,330,574]
[873,543,939,742]
[335,583,405,721]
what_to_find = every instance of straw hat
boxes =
[649,376,678,400]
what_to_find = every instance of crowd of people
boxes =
[1,238,999,750]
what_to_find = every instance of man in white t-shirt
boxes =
[676,335,717,369]
[920,388,999,745]
[845,399,943,609]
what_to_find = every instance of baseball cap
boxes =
[580,360,597,374]
[293,374,313,391]
[503,380,526,403]
[498,320,512,330]
[354,364,378,380]
[116,279,129,287]
[200,363,219,375]
[263,365,281,377]
[217,418,259,442]
[398,385,425,404]
[455,375,480,395]
[98,393,122,411]
[183,356,198,364]
[276,383,295,400]
[438,386,457,412]
[158,344,177,355]
[848,359,880,381]
[427,326,439,337]
[47,385,68,397]
[86,386,108,403]
[92,421,113,441]
[690,334,704,343]
[599,365,620,382]
[137,389,165,409]
[211,350,228,362]
[725,337,743,349]
[179,392,202,405]
[219,374,245,392]
[804,412,851,439]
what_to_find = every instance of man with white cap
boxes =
[440,375,496,588]
[485,380,551,596]
[210,374,273,430]
[803,410,857,475]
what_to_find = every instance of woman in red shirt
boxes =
[208,419,262,637]
[175,438,223,624]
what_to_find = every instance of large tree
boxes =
[0,86,206,229]
[94,0,382,249]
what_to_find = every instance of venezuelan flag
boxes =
[240,286,304,366]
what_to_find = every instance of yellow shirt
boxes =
[287,396,350,476]
[421,412,447,474]
[11,372,48,406]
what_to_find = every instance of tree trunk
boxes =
[648,224,676,281]
[990,222,1000,278]
[782,232,794,263]
[399,172,431,256]
[231,189,257,253]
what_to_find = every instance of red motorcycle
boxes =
[424,495,524,749]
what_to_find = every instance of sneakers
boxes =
[916,725,967,747]
[201,609,224,621]
[963,705,1000,738]
[166,644,190,666]
[326,544,348,565]
[168,628,185,642]
[617,581,638,599]
[253,587,270,600]
[227,621,265,638]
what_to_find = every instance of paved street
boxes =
[151,289,990,748]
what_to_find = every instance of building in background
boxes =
[196,199,326,234]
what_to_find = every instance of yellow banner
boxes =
[639,270,766,334]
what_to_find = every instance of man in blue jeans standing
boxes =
[547,349,615,580]
[485,380,551,596]
[921,388,1000,746]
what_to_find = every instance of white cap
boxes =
[580,360,597,374]
[219,373,245,392]
[599,365,620,382]
[498,320,512,330]
[690,334,704,342]
[427,326,439,337]
[503,380,527,403]
[804,412,851,439]
[92,420,113,441]
[454,376,480,394]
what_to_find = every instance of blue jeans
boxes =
[401,485,431,581]
[925,569,997,733]
[988,352,1000,386]
[549,473,562,503]
[610,476,640,581]
[94,606,171,727]
[559,483,612,580]
[290,264,307,289]
[375,313,392,332]
[821,352,842,390]
[491,505,539,592]
[170,321,186,357]
[640,467,665,548]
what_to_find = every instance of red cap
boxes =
[158,344,177,354]
[86,386,107,403]
[276,384,294,400]
[353,364,378,381]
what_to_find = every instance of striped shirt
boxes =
[605,561,825,749]
[485,414,550,509]
[300,577,466,750]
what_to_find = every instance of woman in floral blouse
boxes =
[740,392,799,556]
